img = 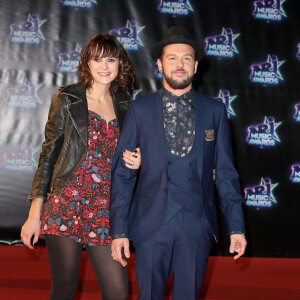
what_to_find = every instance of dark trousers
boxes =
[134,208,213,300]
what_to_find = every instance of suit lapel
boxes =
[193,90,205,182]
[152,91,167,174]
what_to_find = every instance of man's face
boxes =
[157,43,198,92]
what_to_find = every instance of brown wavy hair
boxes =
[77,33,134,94]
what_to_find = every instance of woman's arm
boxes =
[29,90,67,201]
[20,197,43,249]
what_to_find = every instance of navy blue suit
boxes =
[110,89,245,299]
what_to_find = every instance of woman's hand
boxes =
[122,147,141,170]
[20,198,43,249]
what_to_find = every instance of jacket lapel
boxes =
[193,89,205,182]
[112,92,131,132]
[63,84,88,147]
[152,91,167,174]
[71,95,88,147]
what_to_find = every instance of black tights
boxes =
[45,235,128,300]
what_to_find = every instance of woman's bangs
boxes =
[91,42,120,59]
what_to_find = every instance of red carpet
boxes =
[0,245,299,299]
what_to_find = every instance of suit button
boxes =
[168,161,172,165]
[167,177,170,181]
[188,178,192,181]
[189,162,192,166]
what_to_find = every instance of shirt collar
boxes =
[162,88,194,110]
[162,88,193,101]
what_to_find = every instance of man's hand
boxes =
[229,234,247,260]
[111,238,130,267]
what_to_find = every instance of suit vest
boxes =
[164,137,204,224]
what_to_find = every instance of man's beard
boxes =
[163,68,194,89]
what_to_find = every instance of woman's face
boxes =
[88,55,119,88]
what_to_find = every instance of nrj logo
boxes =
[250,55,285,85]
[8,14,46,44]
[293,103,300,122]
[57,44,82,73]
[204,28,240,58]
[244,178,278,208]
[2,143,39,173]
[290,163,300,183]
[253,0,287,22]
[246,116,282,148]
[157,0,193,16]
[60,0,97,8]
[5,78,43,108]
[109,21,145,51]
[297,43,300,60]
[213,90,237,119]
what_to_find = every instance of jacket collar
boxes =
[60,82,131,104]
[60,83,131,143]
[60,83,86,101]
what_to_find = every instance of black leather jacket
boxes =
[29,83,131,201]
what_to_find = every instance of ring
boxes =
[130,161,134,166]
[111,253,115,257]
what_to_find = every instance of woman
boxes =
[21,33,140,300]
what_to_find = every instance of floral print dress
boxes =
[41,110,119,246]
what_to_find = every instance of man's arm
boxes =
[111,238,130,267]
[110,103,138,266]
[214,105,247,259]
[229,233,247,260]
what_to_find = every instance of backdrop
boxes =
[0,0,299,257]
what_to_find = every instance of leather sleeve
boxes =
[28,90,67,201]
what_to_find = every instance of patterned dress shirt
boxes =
[162,88,195,157]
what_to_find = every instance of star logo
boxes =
[267,55,285,81]
[204,28,240,58]
[253,0,287,21]
[214,90,237,118]
[24,77,43,104]
[28,14,47,40]
[109,21,145,51]
[75,43,82,52]
[260,178,278,203]
[127,88,142,101]
[222,27,240,54]
[133,89,142,100]
[127,20,145,47]
[5,78,43,108]
[263,116,282,143]
[279,0,287,17]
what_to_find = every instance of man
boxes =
[109,26,247,300]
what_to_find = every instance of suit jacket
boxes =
[110,89,245,243]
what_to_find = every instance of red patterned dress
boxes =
[41,110,119,246]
